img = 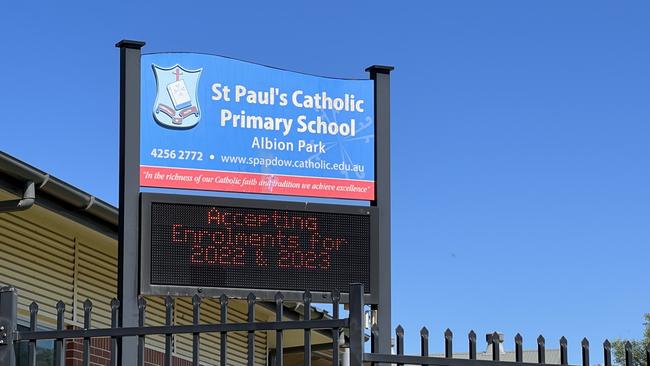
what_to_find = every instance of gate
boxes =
[0,285,647,366]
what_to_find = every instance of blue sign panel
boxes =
[140,53,375,200]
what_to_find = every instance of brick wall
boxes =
[65,337,195,366]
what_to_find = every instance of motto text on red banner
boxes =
[140,166,374,200]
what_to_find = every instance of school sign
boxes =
[140,53,375,200]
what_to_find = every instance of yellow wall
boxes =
[0,189,268,365]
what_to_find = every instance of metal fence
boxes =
[0,284,648,366]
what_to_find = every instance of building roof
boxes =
[0,151,118,231]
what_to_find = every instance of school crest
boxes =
[152,64,202,129]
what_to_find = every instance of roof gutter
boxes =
[0,152,118,226]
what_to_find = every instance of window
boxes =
[14,325,54,366]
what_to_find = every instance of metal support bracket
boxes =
[0,323,11,345]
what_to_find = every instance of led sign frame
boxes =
[140,192,379,303]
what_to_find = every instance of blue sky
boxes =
[2,0,649,361]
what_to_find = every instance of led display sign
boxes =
[140,193,374,299]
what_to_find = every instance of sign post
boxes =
[367,64,394,358]
[116,39,145,366]
[116,42,392,363]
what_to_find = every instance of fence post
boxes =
[0,286,17,366]
[348,283,364,366]
[603,340,611,366]
[444,329,453,358]
[560,336,568,366]
[581,338,589,366]
[515,334,523,363]
[624,341,633,366]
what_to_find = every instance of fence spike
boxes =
[247,293,256,366]
[111,298,121,314]
[28,302,38,366]
[396,325,405,366]
[625,341,633,366]
[29,302,38,316]
[420,327,429,357]
[137,292,146,366]
[54,301,65,366]
[581,338,589,366]
[538,335,546,364]
[164,296,173,366]
[396,325,405,353]
[136,297,145,323]
[445,328,453,358]
[331,289,340,366]
[83,299,93,326]
[192,294,201,366]
[83,299,93,366]
[275,292,284,366]
[603,339,612,366]
[220,294,229,366]
[560,336,568,365]
[110,298,119,366]
[303,290,312,366]
[492,332,500,361]
[515,333,523,363]
[371,324,380,354]
[468,330,477,360]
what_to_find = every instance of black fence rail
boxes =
[1,284,649,366]
[0,285,356,366]
[364,326,650,366]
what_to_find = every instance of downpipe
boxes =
[0,181,35,213]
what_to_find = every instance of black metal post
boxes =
[116,39,145,366]
[137,298,146,366]
[367,65,394,360]
[164,296,173,366]
[560,337,568,365]
[28,302,38,366]
[111,298,120,366]
[624,341,633,366]
[54,301,65,366]
[420,327,429,357]
[603,340,612,366]
[192,295,201,366]
[0,286,17,366]
[275,292,283,366]
[396,325,404,366]
[83,299,93,366]
[468,331,477,360]
[331,290,340,366]
[348,283,364,366]
[581,338,589,366]
[247,293,256,366]
[492,332,500,361]
[444,329,453,358]
[303,291,312,366]
[219,294,228,366]
[538,335,546,364]
[515,334,523,363]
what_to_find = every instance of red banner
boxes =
[140,166,374,200]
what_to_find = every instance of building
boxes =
[0,151,337,366]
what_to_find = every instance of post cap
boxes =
[365,65,395,73]
[115,40,146,49]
